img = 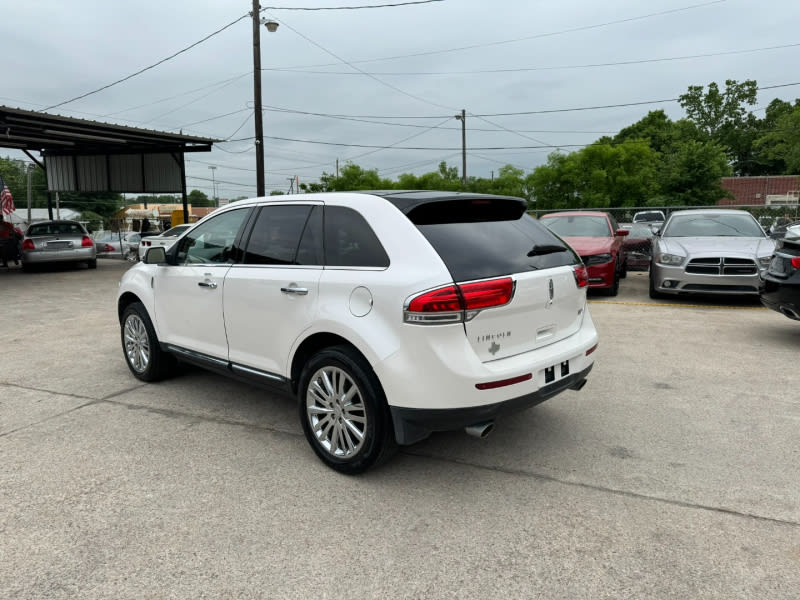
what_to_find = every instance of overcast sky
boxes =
[4,0,800,198]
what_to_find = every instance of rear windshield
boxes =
[28,222,85,236]
[409,200,579,281]
[633,211,664,222]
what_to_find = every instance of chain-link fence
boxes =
[530,204,799,229]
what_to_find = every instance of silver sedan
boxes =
[21,220,97,270]
[649,209,775,298]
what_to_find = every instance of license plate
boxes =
[544,360,569,384]
[46,241,72,249]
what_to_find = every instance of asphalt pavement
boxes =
[1,260,798,599]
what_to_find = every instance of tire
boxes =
[620,259,628,279]
[604,268,620,297]
[121,302,175,382]
[298,345,397,474]
[87,259,97,269]
[125,250,139,263]
[649,274,665,299]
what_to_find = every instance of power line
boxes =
[474,81,800,116]
[261,0,442,10]
[271,0,729,69]
[260,104,617,133]
[43,13,250,111]
[178,108,252,129]
[262,41,800,76]
[343,116,453,161]
[102,72,252,118]
[273,16,457,112]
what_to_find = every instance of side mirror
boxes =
[615,229,629,237]
[143,246,167,264]
[652,227,661,236]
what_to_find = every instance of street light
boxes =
[455,109,466,186]
[251,1,279,197]
[208,165,217,207]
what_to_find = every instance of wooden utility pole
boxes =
[252,0,265,197]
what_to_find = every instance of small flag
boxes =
[0,175,15,215]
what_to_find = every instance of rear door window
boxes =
[243,205,316,265]
[409,199,579,282]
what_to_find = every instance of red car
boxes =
[539,211,629,295]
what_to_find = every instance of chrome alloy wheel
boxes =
[123,314,150,373]
[305,366,367,458]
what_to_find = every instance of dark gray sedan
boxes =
[21,220,97,270]
[649,209,775,298]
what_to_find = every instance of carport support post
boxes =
[179,153,189,225]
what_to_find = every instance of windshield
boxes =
[540,215,611,237]
[663,213,765,238]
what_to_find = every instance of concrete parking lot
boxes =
[1,260,798,599]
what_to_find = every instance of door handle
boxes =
[198,281,218,289]
[281,286,308,295]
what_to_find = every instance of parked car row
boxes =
[94,228,192,262]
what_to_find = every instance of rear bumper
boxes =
[22,248,96,264]
[760,276,800,320]
[390,364,592,445]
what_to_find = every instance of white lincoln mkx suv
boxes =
[118,191,599,473]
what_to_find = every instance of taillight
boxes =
[407,285,462,313]
[81,236,94,247]
[405,277,514,325]
[792,257,800,269]
[573,265,589,288]
[143,241,151,247]
[22,239,35,251]
[459,278,514,310]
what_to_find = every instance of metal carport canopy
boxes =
[0,105,220,222]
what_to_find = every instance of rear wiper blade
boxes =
[527,244,568,257]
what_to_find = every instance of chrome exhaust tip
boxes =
[781,306,800,320]
[465,421,495,439]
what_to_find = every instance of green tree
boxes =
[324,163,394,191]
[0,157,49,209]
[187,189,212,207]
[659,140,732,205]
[753,103,800,174]
[58,192,124,219]
[678,79,758,174]
[529,142,659,209]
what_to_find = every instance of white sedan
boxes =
[137,224,193,260]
